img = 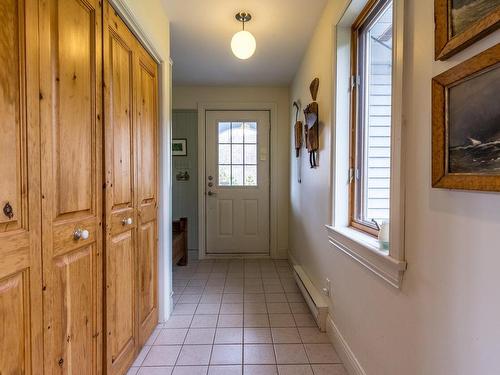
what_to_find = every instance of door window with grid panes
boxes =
[218,122,258,186]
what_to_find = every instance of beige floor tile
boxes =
[245,285,265,293]
[191,315,219,328]
[183,286,205,294]
[222,294,244,303]
[271,328,301,344]
[267,303,291,314]
[269,314,296,328]
[184,328,216,345]
[311,364,347,375]
[201,294,223,304]
[207,279,226,286]
[243,344,276,364]
[274,344,308,364]
[137,367,173,375]
[297,328,330,344]
[173,304,198,315]
[245,278,263,286]
[215,328,243,344]
[205,286,225,294]
[292,314,316,328]
[210,345,243,365]
[132,345,151,366]
[176,345,212,365]
[277,364,313,375]
[196,304,221,315]
[145,328,162,346]
[162,315,193,329]
[289,303,309,314]
[225,286,244,293]
[155,329,188,345]
[188,279,207,287]
[143,346,181,366]
[244,328,273,344]
[303,344,340,364]
[244,302,268,314]
[220,303,244,314]
[263,284,284,293]
[244,293,266,303]
[218,314,244,328]
[243,364,278,375]
[262,279,282,286]
[244,314,270,328]
[178,294,201,304]
[208,365,242,375]
[265,294,287,303]
[171,365,208,375]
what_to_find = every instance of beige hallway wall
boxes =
[289,0,500,374]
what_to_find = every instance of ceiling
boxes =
[162,0,328,86]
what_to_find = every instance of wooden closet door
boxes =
[0,1,43,374]
[136,44,159,346]
[39,0,103,373]
[103,4,138,374]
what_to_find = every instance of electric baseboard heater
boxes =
[293,265,329,332]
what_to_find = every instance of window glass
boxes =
[218,121,258,186]
[353,0,392,232]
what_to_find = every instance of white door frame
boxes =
[108,0,172,321]
[198,103,279,260]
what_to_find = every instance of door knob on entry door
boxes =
[207,191,217,196]
[73,228,90,241]
[122,217,133,226]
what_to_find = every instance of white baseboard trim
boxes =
[287,251,366,375]
[326,314,367,375]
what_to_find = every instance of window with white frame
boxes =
[328,0,406,288]
[351,0,393,236]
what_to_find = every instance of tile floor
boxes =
[128,255,347,375]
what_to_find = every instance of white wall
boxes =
[289,0,500,374]
[120,0,172,320]
[173,86,290,258]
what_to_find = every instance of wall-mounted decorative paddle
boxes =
[293,101,303,183]
[304,77,319,168]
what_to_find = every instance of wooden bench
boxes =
[172,217,188,266]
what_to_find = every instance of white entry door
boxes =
[205,110,270,254]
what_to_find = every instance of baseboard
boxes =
[326,314,367,375]
[287,252,366,375]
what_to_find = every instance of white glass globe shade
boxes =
[231,30,256,59]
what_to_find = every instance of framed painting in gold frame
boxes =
[435,0,500,60]
[432,43,500,191]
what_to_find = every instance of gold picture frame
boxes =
[432,43,500,191]
[435,0,500,60]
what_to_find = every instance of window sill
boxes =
[325,225,406,288]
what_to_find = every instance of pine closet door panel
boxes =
[103,4,138,374]
[39,0,103,373]
[0,1,43,374]
[136,46,159,346]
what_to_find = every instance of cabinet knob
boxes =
[74,228,89,241]
[122,217,133,226]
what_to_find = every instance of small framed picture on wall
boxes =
[172,138,187,156]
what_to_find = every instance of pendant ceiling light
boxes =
[231,12,256,60]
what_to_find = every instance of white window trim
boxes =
[328,0,406,288]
